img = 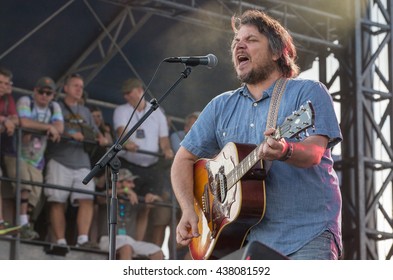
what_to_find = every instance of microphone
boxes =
[164,54,218,68]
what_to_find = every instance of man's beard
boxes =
[236,60,276,85]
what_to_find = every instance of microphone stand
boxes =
[108,156,120,260]
[83,66,193,259]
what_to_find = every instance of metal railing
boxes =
[0,126,179,259]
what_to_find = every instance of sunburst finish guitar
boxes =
[190,101,315,260]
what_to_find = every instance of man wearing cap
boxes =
[97,168,164,260]
[113,78,174,245]
[14,76,64,239]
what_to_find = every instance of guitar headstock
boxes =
[276,101,315,139]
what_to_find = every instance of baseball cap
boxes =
[118,168,139,181]
[121,78,142,94]
[35,76,56,91]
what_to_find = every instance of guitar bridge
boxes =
[201,185,210,218]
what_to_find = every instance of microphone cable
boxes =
[115,59,167,145]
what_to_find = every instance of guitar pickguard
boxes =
[203,155,237,239]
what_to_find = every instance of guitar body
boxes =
[190,142,267,260]
[188,101,315,260]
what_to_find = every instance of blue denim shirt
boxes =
[181,78,342,255]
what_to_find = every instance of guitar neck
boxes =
[225,101,314,190]
[227,146,261,188]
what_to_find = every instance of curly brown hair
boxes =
[231,10,299,78]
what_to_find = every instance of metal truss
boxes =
[58,0,154,98]
[0,0,344,94]
[100,0,344,53]
[335,0,393,260]
[57,0,347,90]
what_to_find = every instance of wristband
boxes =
[279,142,293,161]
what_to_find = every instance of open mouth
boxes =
[237,54,250,66]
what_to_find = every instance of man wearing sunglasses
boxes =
[15,76,64,240]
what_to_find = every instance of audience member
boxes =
[15,76,64,239]
[44,73,106,248]
[170,111,200,153]
[97,168,163,260]
[0,67,20,235]
[88,105,114,243]
[112,78,174,245]
[144,156,172,247]
[168,111,199,259]
[89,105,114,166]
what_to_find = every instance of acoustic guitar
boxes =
[190,101,315,259]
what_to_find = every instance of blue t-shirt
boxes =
[181,78,343,256]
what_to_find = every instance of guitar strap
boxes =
[266,77,288,130]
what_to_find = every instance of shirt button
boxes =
[250,123,254,127]
[253,103,257,107]
[223,132,226,137]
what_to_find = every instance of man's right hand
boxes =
[4,119,15,136]
[176,209,200,246]
[47,125,61,142]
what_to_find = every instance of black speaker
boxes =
[221,241,289,260]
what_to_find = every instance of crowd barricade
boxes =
[0,126,179,259]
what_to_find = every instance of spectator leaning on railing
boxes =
[16,76,64,240]
[0,66,20,236]
[44,73,106,249]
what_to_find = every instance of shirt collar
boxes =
[238,80,279,102]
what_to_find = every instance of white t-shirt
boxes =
[113,102,168,167]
